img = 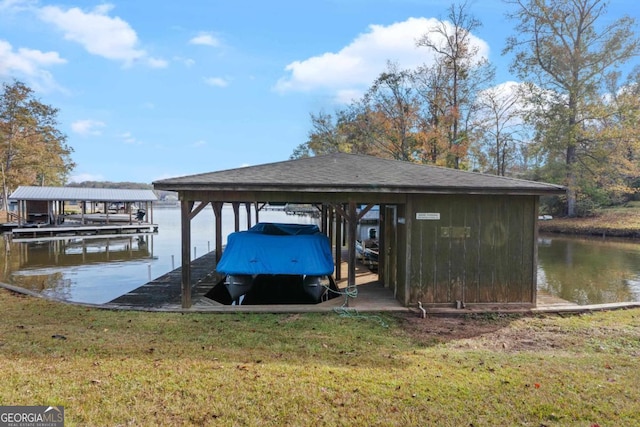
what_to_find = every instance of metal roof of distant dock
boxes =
[154,152,566,195]
[9,186,158,202]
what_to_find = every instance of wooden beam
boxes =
[320,204,328,234]
[378,204,386,284]
[188,201,210,221]
[180,200,192,308]
[232,202,240,231]
[245,203,251,228]
[356,203,376,221]
[212,202,223,263]
[346,201,358,305]
[254,202,260,223]
[334,208,342,280]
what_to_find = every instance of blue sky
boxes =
[0,0,638,184]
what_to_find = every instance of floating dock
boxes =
[10,222,158,241]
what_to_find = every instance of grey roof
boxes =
[153,153,566,195]
[9,186,158,202]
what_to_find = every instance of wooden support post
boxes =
[347,201,357,304]
[335,208,342,280]
[180,200,192,308]
[213,202,224,263]
[378,203,385,284]
[321,204,328,234]
[245,203,251,228]
[254,202,260,223]
[232,202,240,231]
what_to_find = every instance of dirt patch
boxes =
[393,312,583,352]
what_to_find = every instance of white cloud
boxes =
[71,119,106,136]
[119,131,139,144]
[0,39,66,91]
[0,0,35,12]
[147,57,168,68]
[204,76,229,87]
[37,4,165,68]
[275,17,489,103]
[192,140,206,148]
[189,32,221,47]
[173,56,195,67]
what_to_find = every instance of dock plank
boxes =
[107,252,220,308]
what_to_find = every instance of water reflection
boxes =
[4,234,155,303]
[537,234,640,304]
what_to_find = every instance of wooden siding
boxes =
[408,195,536,305]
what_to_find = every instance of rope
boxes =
[323,283,388,327]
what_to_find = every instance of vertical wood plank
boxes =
[335,209,342,280]
[347,201,357,305]
[232,202,240,231]
[213,202,223,263]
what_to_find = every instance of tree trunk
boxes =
[566,145,577,217]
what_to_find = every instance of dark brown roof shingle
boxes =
[153,153,565,195]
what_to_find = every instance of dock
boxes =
[10,222,158,241]
[105,251,407,312]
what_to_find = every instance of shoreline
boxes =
[538,206,640,239]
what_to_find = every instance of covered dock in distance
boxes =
[153,153,566,311]
[7,186,159,239]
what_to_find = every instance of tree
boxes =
[475,83,527,176]
[0,80,74,209]
[360,62,421,161]
[416,1,494,169]
[504,0,640,216]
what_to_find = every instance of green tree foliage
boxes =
[503,0,640,216]
[360,63,421,161]
[0,80,74,208]
[415,1,494,169]
[293,3,493,168]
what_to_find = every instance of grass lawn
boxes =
[539,203,640,238]
[1,288,640,426]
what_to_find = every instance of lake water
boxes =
[537,234,640,305]
[2,207,640,306]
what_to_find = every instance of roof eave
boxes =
[153,182,567,196]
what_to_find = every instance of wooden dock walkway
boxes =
[11,222,158,241]
[105,251,408,312]
[107,252,221,309]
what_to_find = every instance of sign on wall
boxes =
[416,212,440,220]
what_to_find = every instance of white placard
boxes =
[416,212,440,220]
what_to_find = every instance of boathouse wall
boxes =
[405,194,537,306]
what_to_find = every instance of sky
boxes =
[0,0,638,184]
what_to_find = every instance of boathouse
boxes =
[153,153,565,309]
[8,186,158,239]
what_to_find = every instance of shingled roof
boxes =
[153,153,565,195]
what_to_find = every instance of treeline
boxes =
[69,181,177,201]
[293,1,640,217]
[68,181,153,190]
[0,80,74,210]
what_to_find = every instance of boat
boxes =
[356,221,379,270]
[356,239,379,269]
[209,222,336,304]
[64,209,146,224]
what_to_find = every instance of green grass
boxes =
[540,204,640,237]
[1,289,640,426]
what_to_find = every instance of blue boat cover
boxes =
[216,223,334,276]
